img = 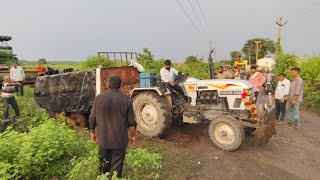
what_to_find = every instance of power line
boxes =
[196,0,209,30]
[186,0,208,33]
[175,0,207,38]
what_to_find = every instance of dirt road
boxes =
[160,111,320,180]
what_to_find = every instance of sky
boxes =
[1,0,320,62]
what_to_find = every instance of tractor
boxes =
[131,72,275,151]
[34,52,276,151]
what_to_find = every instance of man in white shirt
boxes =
[274,73,290,125]
[10,63,25,96]
[160,60,187,103]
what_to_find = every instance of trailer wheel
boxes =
[69,113,88,128]
[133,92,172,137]
[209,115,244,151]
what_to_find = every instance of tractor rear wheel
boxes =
[209,115,244,151]
[133,92,172,137]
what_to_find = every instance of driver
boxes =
[160,60,188,102]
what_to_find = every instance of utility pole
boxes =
[276,16,288,41]
[254,41,261,63]
[248,51,251,66]
[276,16,288,56]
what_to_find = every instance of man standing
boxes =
[10,63,25,96]
[249,66,266,100]
[2,76,20,119]
[89,76,136,177]
[288,67,304,129]
[274,73,290,125]
[215,66,234,79]
[265,69,275,83]
[160,60,187,102]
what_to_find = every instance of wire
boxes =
[175,0,207,38]
[186,0,208,33]
[176,0,209,39]
[196,0,209,30]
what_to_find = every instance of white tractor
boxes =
[131,73,276,151]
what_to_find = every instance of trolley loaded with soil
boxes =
[34,52,276,151]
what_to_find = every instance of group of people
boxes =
[274,67,303,129]
[2,63,25,120]
[217,64,303,129]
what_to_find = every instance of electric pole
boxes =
[276,16,288,41]
[248,51,251,66]
[254,41,261,63]
[276,16,288,56]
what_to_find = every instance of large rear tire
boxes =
[209,115,244,151]
[133,92,172,137]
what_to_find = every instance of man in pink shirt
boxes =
[249,66,266,101]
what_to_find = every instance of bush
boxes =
[124,148,162,179]
[299,56,320,111]
[0,87,164,179]
[274,53,299,78]
[80,56,112,69]
[68,148,100,180]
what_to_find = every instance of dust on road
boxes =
[161,111,320,180]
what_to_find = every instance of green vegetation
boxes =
[0,88,164,179]
[298,56,320,111]
[274,54,320,111]
[80,56,112,69]
[242,38,276,64]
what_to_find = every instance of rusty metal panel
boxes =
[100,66,140,96]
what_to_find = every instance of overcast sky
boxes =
[1,0,319,61]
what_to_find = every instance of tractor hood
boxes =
[185,78,253,90]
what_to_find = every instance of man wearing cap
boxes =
[10,63,25,96]
[89,75,136,177]
[160,60,188,102]
[2,76,20,119]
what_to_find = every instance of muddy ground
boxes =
[148,110,320,180]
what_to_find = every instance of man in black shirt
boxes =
[89,75,136,177]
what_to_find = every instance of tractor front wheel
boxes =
[209,115,244,151]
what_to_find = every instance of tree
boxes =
[276,38,284,57]
[137,48,154,65]
[38,58,47,64]
[80,56,111,69]
[241,38,276,64]
[273,53,298,78]
[185,55,199,64]
[230,51,242,65]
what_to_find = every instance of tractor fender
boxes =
[130,87,165,98]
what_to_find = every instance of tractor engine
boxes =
[196,90,223,120]
[197,90,219,104]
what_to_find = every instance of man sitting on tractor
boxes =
[160,60,188,103]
